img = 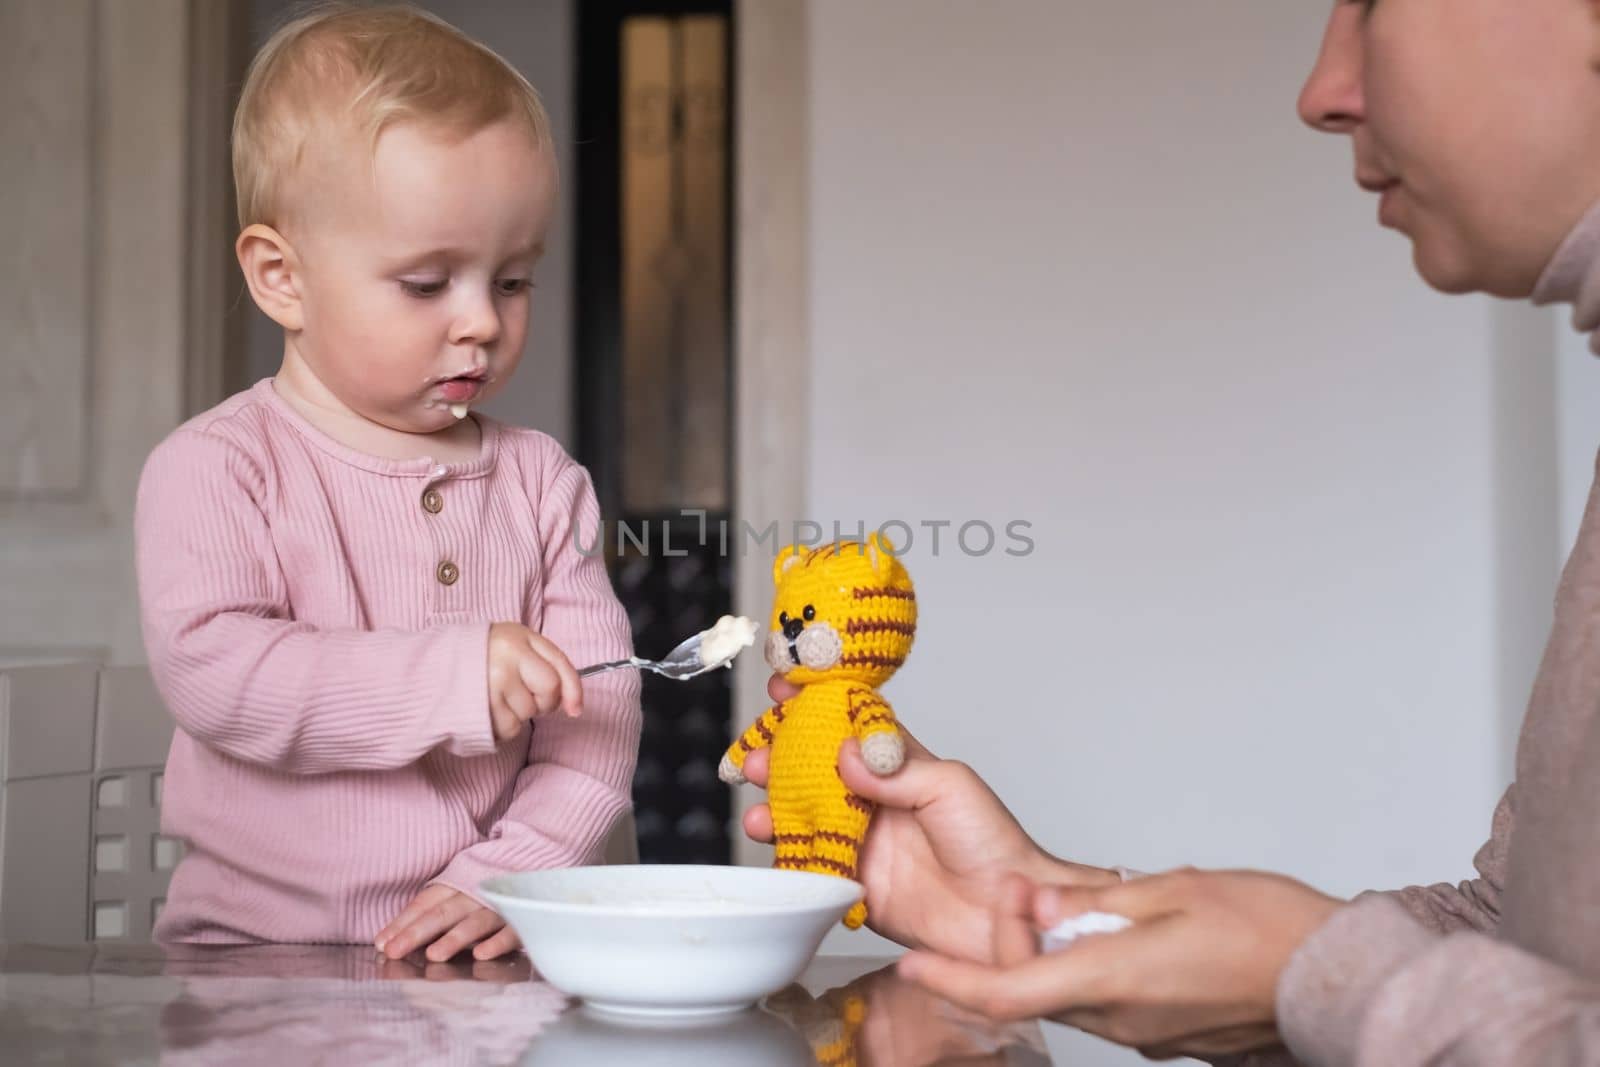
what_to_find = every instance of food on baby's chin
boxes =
[699,614,759,669]
[449,402,470,420]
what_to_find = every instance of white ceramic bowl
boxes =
[480,864,863,1018]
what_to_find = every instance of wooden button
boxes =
[436,561,459,586]
[421,488,444,514]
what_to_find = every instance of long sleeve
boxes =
[431,459,641,897]
[136,429,495,775]
[1276,895,1600,1067]
[1241,208,1600,1067]
[1209,789,1517,1067]
[1372,787,1512,938]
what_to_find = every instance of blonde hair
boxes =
[232,1,552,228]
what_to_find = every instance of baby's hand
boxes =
[376,884,520,963]
[487,623,582,742]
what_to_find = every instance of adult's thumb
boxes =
[837,737,941,809]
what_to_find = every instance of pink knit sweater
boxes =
[134,379,641,944]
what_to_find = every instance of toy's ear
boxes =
[864,532,896,574]
[772,544,806,586]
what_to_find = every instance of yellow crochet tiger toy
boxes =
[718,534,916,930]
[765,983,868,1067]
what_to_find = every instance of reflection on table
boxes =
[0,943,1051,1065]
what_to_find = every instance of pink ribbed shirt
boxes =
[134,379,641,944]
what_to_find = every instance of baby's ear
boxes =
[236,224,304,331]
[772,543,806,586]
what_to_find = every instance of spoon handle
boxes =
[578,658,649,678]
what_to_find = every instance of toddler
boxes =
[134,3,641,962]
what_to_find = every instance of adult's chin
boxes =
[1407,213,1547,299]
[1411,247,1484,295]
[1407,228,1514,298]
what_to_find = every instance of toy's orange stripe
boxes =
[811,857,856,877]
[846,697,888,723]
[842,653,905,669]
[845,620,916,637]
[851,586,915,601]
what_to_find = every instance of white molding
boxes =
[731,0,809,867]
[0,0,190,667]
[0,0,95,501]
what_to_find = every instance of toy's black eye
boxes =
[802,604,816,621]
[779,611,790,626]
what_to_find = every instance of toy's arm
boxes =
[719,702,786,785]
[847,688,899,742]
[848,688,905,775]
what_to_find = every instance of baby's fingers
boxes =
[380,888,477,960]
[472,924,522,961]
[514,649,563,717]
[426,907,505,963]
[524,633,583,717]
[490,687,531,740]
[377,883,451,951]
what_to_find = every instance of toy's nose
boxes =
[782,617,805,641]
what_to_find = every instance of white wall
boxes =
[243,0,576,449]
[801,2,1560,1060]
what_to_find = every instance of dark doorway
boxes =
[575,0,736,865]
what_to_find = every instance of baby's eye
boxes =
[495,277,533,297]
[400,278,447,298]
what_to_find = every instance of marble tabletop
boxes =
[0,943,1051,1066]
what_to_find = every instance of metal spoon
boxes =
[578,631,727,681]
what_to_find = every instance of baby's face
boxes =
[288,118,556,433]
